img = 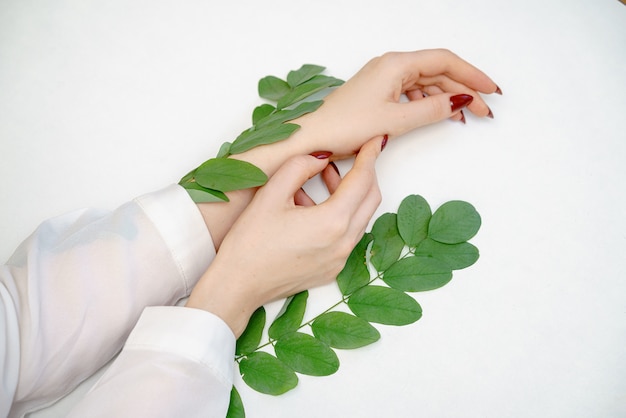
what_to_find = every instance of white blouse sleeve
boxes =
[0,185,235,418]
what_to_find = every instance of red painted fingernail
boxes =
[495,85,503,95]
[487,107,494,119]
[310,151,333,159]
[459,110,466,124]
[381,134,388,151]
[450,94,474,112]
[329,161,340,176]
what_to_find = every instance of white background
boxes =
[1,0,625,417]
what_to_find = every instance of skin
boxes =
[186,49,500,336]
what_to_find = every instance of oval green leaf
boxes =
[181,182,229,203]
[397,194,431,247]
[194,158,268,192]
[252,104,275,125]
[230,123,300,155]
[414,238,479,270]
[337,233,373,296]
[348,285,422,326]
[236,306,266,356]
[370,213,404,271]
[268,291,308,340]
[226,386,245,418]
[287,64,325,87]
[258,75,290,101]
[428,200,481,244]
[255,100,323,129]
[274,332,339,377]
[312,311,380,349]
[277,75,343,109]
[239,351,298,395]
[383,256,453,292]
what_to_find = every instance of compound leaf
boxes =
[252,104,275,125]
[429,200,481,244]
[255,100,323,129]
[370,213,404,271]
[383,256,453,292]
[348,286,422,326]
[239,352,298,395]
[236,306,266,356]
[268,291,308,340]
[195,158,267,192]
[274,332,339,376]
[397,194,431,246]
[312,311,380,349]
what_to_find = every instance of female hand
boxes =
[292,48,500,159]
[187,137,384,337]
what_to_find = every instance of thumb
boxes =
[257,152,331,202]
[389,93,474,133]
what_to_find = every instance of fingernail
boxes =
[310,151,333,159]
[381,134,388,151]
[495,85,503,95]
[329,161,340,176]
[450,94,474,112]
[487,107,494,119]
[458,110,466,124]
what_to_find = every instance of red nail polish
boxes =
[495,85,503,95]
[487,107,494,119]
[459,110,466,124]
[310,151,333,159]
[381,134,388,151]
[329,161,340,176]
[450,94,474,112]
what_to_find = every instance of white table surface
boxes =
[1,0,625,417]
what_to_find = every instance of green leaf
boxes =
[252,104,275,125]
[428,200,481,244]
[383,256,453,292]
[239,352,298,395]
[287,64,325,87]
[370,213,404,271]
[258,75,291,101]
[226,386,245,418]
[230,123,300,155]
[414,238,479,270]
[236,306,266,356]
[337,233,373,296]
[312,312,380,349]
[274,332,339,377]
[277,75,343,109]
[194,158,268,192]
[348,286,422,326]
[268,291,308,340]
[255,100,323,129]
[181,182,229,203]
[216,142,232,159]
[397,195,431,247]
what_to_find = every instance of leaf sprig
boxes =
[227,194,481,417]
[179,65,343,203]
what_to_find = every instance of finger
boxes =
[346,175,381,239]
[321,162,342,194]
[418,76,492,117]
[294,187,316,207]
[396,49,499,94]
[258,154,329,203]
[325,137,382,216]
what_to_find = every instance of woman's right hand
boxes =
[187,137,385,337]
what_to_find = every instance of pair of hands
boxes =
[187,49,499,337]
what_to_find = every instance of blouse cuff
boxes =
[126,306,236,386]
[134,184,215,295]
